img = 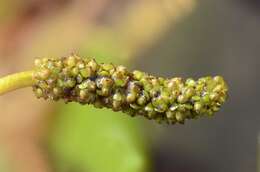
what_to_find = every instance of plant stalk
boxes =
[0,71,34,95]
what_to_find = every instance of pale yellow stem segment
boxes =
[0,71,34,95]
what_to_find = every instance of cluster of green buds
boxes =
[32,55,228,124]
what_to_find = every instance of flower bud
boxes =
[32,55,228,125]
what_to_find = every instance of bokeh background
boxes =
[0,0,260,172]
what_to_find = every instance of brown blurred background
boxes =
[0,0,259,172]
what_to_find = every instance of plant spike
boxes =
[32,55,228,124]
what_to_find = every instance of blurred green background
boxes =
[0,0,259,172]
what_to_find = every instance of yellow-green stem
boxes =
[0,71,34,95]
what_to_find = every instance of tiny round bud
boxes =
[116,65,127,73]
[88,59,98,71]
[34,59,41,67]
[144,103,154,114]
[160,91,170,103]
[76,75,83,83]
[152,97,168,113]
[100,87,110,96]
[202,94,210,104]
[112,71,128,87]
[127,81,141,93]
[169,104,178,112]
[67,56,76,67]
[113,92,123,102]
[39,69,51,80]
[212,106,220,112]
[213,76,224,83]
[213,85,223,93]
[126,93,137,103]
[137,96,147,106]
[87,81,96,91]
[166,111,175,119]
[77,62,85,69]
[194,102,203,113]
[151,78,160,87]
[71,67,79,76]
[102,63,114,71]
[184,88,195,98]
[209,92,219,101]
[177,95,188,104]
[79,80,96,91]
[65,78,76,88]
[130,103,141,110]
[35,88,43,98]
[80,67,93,78]
[98,70,110,77]
[133,70,144,80]
[53,87,61,96]
[112,101,122,111]
[79,90,87,99]
[186,78,196,87]
[55,61,63,68]
[175,112,185,124]
[101,77,113,87]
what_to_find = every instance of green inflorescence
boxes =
[32,55,228,124]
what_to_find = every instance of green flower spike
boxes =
[31,55,228,124]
